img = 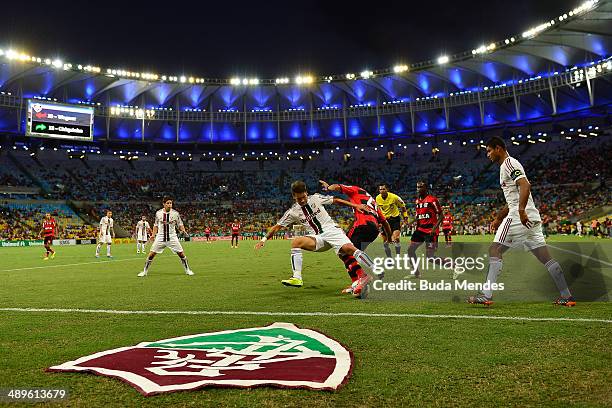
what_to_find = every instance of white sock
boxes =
[291,248,303,280]
[143,258,153,273]
[136,243,141,252]
[482,257,502,298]
[180,256,190,272]
[545,259,571,298]
[354,249,374,273]
[95,244,101,256]
[107,245,111,256]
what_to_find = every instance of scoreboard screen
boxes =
[26,100,94,141]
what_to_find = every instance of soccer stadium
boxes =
[0,0,611,406]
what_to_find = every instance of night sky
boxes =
[1,0,578,78]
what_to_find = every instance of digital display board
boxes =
[26,100,94,141]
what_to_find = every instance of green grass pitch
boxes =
[0,235,611,407]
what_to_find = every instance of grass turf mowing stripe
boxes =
[1,307,610,324]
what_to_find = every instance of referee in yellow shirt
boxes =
[376,184,408,257]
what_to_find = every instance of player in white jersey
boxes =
[468,136,575,307]
[255,181,379,298]
[138,197,193,277]
[134,215,152,254]
[95,210,115,258]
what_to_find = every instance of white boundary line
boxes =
[0,307,610,324]
[548,244,612,267]
[0,257,145,272]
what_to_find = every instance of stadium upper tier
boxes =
[0,0,611,143]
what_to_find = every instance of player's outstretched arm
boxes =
[516,178,533,228]
[332,197,370,213]
[255,224,282,250]
[319,180,341,192]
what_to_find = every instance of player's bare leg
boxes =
[530,245,575,306]
[392,229,402,257]
[139,251,156,277]
[407,241,424,278]
[176,251,194,275]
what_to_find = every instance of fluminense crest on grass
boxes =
[47,322,353,396]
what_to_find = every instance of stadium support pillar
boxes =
[276,93,281,142]
[176,99,180,143]
[512,84,521,121]
[409,101,415,134]
[243,96,247,144]
[17,82,23,134]
[443,94,449,130]
[376,90,381,137]
[310,93,314,142]
[209,98,214,143]
[106,94,111,141]
[141,95,146,142]
[477,90,484,126]
[584,68,594,106]
[343,94,348,140]
[548,76,557,115]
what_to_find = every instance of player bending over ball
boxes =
[255,181,379,298]
[138,197,194,277]
[319,180,392,294]
[468,136,575,307]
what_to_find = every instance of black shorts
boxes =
[442,228,452,235]
[44,236,54,245]
[205,234,210,238]
[232,233,239,238]
[385,216,402,234]
[411,229,438,244]
[348,222,379,250]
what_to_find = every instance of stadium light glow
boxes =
[393,65,408,73]
[360,70,373,79]
[437,55,449,65]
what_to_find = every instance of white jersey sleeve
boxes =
[503,157,527,183]
[145,221,150,229]
[277,208,297,228]
[175,212,184,228]
[312,193,334,206]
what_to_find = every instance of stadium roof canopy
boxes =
[0,0,610,143]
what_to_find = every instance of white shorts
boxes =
[494,216,546,251]
[98,234,112,244]
[150,236,184,254]
[308,227,352,255]
[137,233,148,242]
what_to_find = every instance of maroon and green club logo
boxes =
[48,322,353,395]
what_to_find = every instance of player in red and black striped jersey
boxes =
[39,213,57,260]
[441,209,453,246]
[205,227,211,243]
[407,181,443,277]
[320,180,393,293]
[231,220,241,248]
